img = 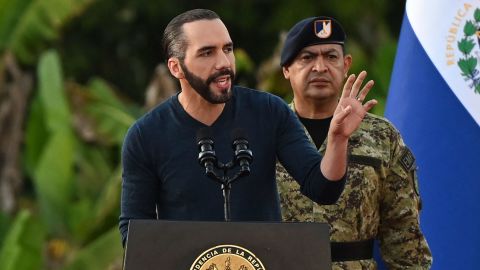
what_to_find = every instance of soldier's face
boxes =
[283,44,352,104]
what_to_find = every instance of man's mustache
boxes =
[206,69,235,85]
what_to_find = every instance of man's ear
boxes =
[282,66,290,80]
[167,58,184,79]
[343,54,352,78]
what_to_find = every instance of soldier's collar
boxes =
[289,101,328,152]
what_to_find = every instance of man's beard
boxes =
[180,62,235,104]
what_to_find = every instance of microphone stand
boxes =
[197,128,252,222]
[203,160,251,222]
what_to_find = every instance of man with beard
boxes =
[276,16,432,269]
[119,9,377,247]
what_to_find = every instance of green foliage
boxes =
[84,79,138,145]
[464,20,476,36]
[0,0,95,64]
[21,50,130,267]
[38,51,71,132]
[1,0,134,267]
[0,0,32,51]
[346,36,391,116]
[69,158,122,244]
[34,129,76,233]
[235,48,255,75]
[23,96,48,176]
[84,167,122,242]
[75,147,115,199]
[458,38,475,55]
[63,227,123,270]
[458,57,477,77]
[369,43,397,115]
[58,0,405,105]
[32,51,75,234]
[0,197,12,242]
[0,210,45,270]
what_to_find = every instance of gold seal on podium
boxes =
[190,244,266,270]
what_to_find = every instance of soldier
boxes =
[276,16,433,269]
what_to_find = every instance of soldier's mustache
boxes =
[308,75,330,82]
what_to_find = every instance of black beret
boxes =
[280,16,346,67]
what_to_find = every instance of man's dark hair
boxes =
[162,9,220,60]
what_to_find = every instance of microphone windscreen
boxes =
[196,127,213,143]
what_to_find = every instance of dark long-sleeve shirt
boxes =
[119,86,345,245]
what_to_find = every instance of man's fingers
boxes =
[356,80,375,102]
[341,74,356,98]
[350,71,367,98]
[334,105,352,124]
[363,99,378,112]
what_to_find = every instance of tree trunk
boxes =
[0,52,32,214]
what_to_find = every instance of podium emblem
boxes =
[190,244,266,270]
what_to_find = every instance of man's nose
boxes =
[312,57,328,73]
[215,51,232,70]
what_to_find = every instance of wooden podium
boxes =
[123,220,331,270]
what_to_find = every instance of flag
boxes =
[385,1,480,269]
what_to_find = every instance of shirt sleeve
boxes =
[378,129,433,269]
[119,123,160,247]
[271,95,345,204]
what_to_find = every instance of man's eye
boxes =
[224,47,233,53]
[301,54,313,61]
[200,51,212,57]
[328,54,338,60]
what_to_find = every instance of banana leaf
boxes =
[0,0,95,64]
[32,50,76,234]
[68,147,118,244]
[38,50,70,132]
[84,78,138,145]
[34,129,76,234]
[0,210,45,270]
[23,95,48,177]
[79,166,122,244]
[63,226,123,270]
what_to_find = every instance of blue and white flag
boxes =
[385,1,480,269]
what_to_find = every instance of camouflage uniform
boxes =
[276,105,432,270]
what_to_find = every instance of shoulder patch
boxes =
[399,148,415,171]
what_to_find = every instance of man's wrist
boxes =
[327,133,349,146]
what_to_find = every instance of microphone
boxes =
[231,128,253,175]
[196,127,217,174]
